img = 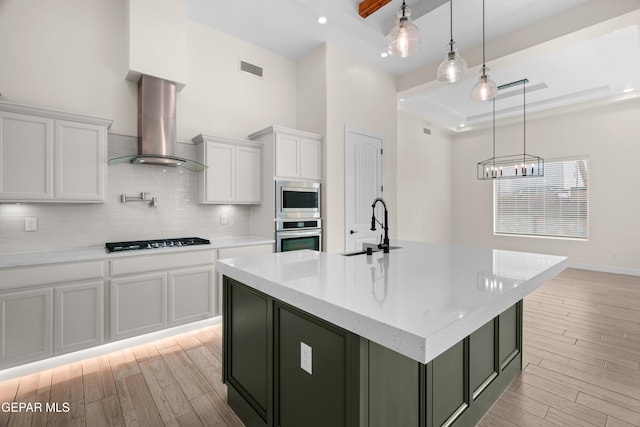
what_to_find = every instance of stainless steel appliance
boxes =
[105,237,210,252]
[276,219,322,252]
[276,180,320,219]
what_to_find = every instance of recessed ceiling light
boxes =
[623,87,634,93]
[318,16,327,24]
[380,52,388,58]
[459,123,466,128]
[399,98,405,102]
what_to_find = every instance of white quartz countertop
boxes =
[216,240,568,364]
[0,236,274,269]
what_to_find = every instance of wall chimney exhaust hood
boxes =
[109,75,206,172]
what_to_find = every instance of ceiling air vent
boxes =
[423,127,431,135]
[239,60,263,78]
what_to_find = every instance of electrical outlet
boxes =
[220,213,228,225]
[24,217,38,232]
[300,342,312,375]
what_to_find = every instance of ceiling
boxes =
[187,0,640,131]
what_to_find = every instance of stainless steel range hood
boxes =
[109,75,206,171]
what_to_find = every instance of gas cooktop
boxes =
[105,237,210,253]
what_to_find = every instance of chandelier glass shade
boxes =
[387,1,421,58]
[471,0,497,100]
[437,0,467,82]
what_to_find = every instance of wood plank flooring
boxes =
[0,268,638,426]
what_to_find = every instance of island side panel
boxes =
[223,277,273,427]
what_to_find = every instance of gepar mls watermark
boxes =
[1,402,70,413]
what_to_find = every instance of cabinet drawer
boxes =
[0,261,104,290]
[110,250,214,276]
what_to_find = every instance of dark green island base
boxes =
[222,276,523,427]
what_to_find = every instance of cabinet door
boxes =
[204,141,234,202]
[54,120,106,202]
[0,288,53,367]
[54,281,104,354]
[110,273,167,340]
[0,111,53,200]
[236,146,261,203]
[168,266,215,326]
[300,137,321,181]
[275,133,300,178]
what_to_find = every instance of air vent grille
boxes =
[240,60,263,78]
[423,127,431,135]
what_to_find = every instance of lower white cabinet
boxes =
[54,281,104,354]
[168,266,216,326]
[109,250,216,340]
[110,272,168,340]
[0,288,53,366]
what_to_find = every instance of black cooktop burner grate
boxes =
[105,237,210,252]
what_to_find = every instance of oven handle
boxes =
[276,228,322,238]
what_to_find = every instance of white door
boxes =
[345,127,383,252]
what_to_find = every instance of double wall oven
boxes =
[275,180,322,252]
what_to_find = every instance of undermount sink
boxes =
[341,245,401,256]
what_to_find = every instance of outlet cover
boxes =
[24,217,38,232]
[300,342,312,375]
[220,213,228,225]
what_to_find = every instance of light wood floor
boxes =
[1,268,639,427]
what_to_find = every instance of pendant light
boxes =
[471,0,497,100]
[477,79,544,180]
[437,0,467,83]
[387,1,421,58]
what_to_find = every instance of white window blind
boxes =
[494,158,589,239]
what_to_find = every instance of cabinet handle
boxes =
[350,230,358,234]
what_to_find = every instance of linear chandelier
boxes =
[477,79,544,180]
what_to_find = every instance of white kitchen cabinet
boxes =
[110,272,168,340]
[0,288,53,367]
[193,134,262,204]
[54,281,104,354]
[0,101,111,203]
[109,249,216,340]
[249,125,322,181]
[168,266,215,326]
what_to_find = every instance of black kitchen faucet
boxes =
[370,197,390,253]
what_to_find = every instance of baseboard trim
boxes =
[569,261,640,277]
[0,316,222,382]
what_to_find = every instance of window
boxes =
[494,158,589,239]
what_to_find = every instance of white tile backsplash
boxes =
[0,134,254,253]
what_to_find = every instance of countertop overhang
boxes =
[216,240,568,364]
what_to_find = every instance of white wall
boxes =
[452,99,640,272]
[322,45,398,253]
[0,0,298,252]
[397,110,454,244]
[0,0,137,135]
[179,21,297,142]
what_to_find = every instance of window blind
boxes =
[494,158,589,239]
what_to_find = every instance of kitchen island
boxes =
[216,241,568,427]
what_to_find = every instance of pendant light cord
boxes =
[449,0,453,43]
[482,0,486,69]
[523,80,526,159]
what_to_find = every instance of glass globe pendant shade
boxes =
[471,67,498,101]
[437,43,467,82]
[387,3,421,58]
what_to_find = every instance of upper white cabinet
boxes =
[249,125,322,181]
[0,101,111,203]
[193,134,262,204]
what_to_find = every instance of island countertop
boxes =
[216,240,568,364]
